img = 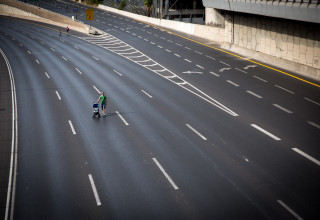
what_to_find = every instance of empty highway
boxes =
[1,1,320,219]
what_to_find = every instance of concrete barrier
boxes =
[98,5,225,44]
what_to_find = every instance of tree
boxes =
[144,0,152,17]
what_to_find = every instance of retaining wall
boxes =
[0,0,88,32]
[99,5,320,81]
[225,13,320,80]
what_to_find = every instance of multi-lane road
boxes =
[1,0,320,219]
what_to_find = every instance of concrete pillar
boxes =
[205,7,225,28]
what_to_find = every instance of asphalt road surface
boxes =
[1,1,320,219]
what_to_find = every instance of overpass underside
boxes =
[202,0,320,80]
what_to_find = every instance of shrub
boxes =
[118,0,126,10]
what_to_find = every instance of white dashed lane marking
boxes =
[55,91,61,100]
[210,72,220,77]
[277,200,303,220]
[68,120,76,135]
[93,85,101,94]
[273,104,293,114]
[304,97,320,106]
[75,68,82,74]
[116,111,129,126]
[246,91,262,98]
[186,124,207,141]
[253,75,268,82]
[292,148,320,166]
[152,158,179,190]
[227,80,239,87]
[88,174,102,206]
[307,121,320,130]
[44,72,50,78]
[141,89,152,98]
[275,85,295,94]
[251,124,281,141]
[113,69,123,76]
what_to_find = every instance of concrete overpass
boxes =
[203,0,320,24]
[203,0,320,80]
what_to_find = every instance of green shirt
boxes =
[99,95,107,104]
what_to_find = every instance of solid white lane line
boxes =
[55,91,61,100]
[50,48,55,52]
[44,72,50,78]
[253,75,268,82]
[210,71,220,77]
[116,111,129,126]
[186,124,207,140]
[196,65,204,69]
[68,120,76,135]
[219,61,230,66]
[113,69,123,76]
[251,124,281,141]
[88,174,102,206]
[246,91,262,98]
[152,158,179,190]
[75,68,82,74]
[93,85,101,94]
[235,68,247,74]
[304,97,320,106]
[273,104,293,113]
[184,59,192,63]
[1,48,18,220]
[307,121,320,130]
[141,89,152,98]
[277,200,303,220]
[35,59,40,64]
[92,56,99,60]
[227,80,239,87]
[62,56,67,61]
[275,85,295,94]
[292,148,320,166]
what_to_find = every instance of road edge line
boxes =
[0,48,18,220]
